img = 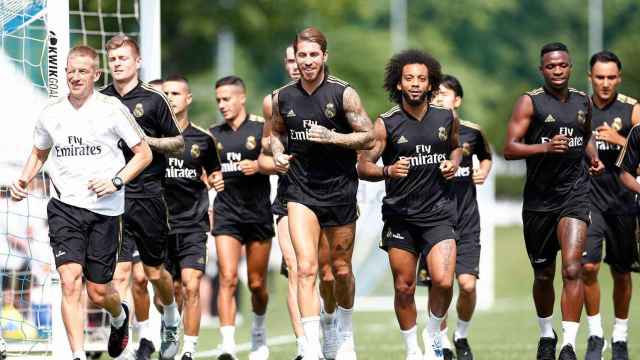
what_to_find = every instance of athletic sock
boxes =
[336,306,353,333]
[110,305,126,329]
[162,300,180,327]
[538,315,555,338]
[427,311,444,335]
[253,313,266,329]
[401,325,420,354]
[301,316,321,352]
[561,321,580,348]
[454,319,471,340]
[296,336,306,356]
[587,313,603,338]
[612,318,629,343]
[183,335,198,354]
[220,325,236,348]
[72,351,87,360]
[441,327,452,349]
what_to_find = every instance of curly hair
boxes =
[383,49,442,105]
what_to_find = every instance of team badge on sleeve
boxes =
[462,142,472,156]
[190,144,201,158]
[133,103,144,118]
[246,136,257,150]
[216,142,224,151]
[438,126,448,141]
[324,102,336,118]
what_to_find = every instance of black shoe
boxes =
[293,356,303,360]
[558,344,577,360]
[611,340,629,360]
[135,338,156,360]
[443,348,454,360]
[217,354,235,360]
[454,338,473,360]
[584,336,605,360]
[107,303,130,358]
[181,352,193,360]
[536,330,557,360]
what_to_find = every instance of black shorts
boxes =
[165,232,208,279]
[380,219,457,256]
[117,235,140,263]
[212,221,275,244]
[280,256,289,278]
[523,206,590,269]
[416,232,478,287]
[272,192,287,219]
[296,202,359,228]
[122,197,170,267]
[583,211,640,273]
[47,198,121,284]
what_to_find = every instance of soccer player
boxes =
[149,79,164,91]
[10,45,152,360]
[270,27,375,359]
[101,35,185,360]
[582,51,640,360]
[210,75,274,360]
[428,74,492,360]
[357,49,461,360]
[162,74,224,360]
[503,42,603,360]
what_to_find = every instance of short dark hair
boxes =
[441,75,463,99]
[215,75,245,91]
[540,42,569,58]
[148,79,163,86]
[105,34,140,56]
[383,49,442,104]
[165,74,189,85]
[294,27,327,54]
[589,50,622,71]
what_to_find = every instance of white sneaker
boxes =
[334,330,356,360]
[321,316,338,359]
[422,331,444,360]
[248,345,269,360]
[216,342,237,360]
[406,349,423,360]
[303,343,325,360]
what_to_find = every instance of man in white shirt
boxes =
[10,45,152,360]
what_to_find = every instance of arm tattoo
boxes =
[145,135,185,156]
[332,87,374,150]
[440,240,453,273]
[270,93,287,157]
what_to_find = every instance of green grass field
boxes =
[128,225,640,359]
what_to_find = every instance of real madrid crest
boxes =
[246,136,257,150]
[133,103,144,118]
[577,110,586,126]
[216,142,224,151]
[190,144,201,158]
[612,117,622,131]
[462,142,472,156]
[324,102,336,118]
[438,127,447,141]
[418,269,429,282]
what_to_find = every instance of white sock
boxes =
[296,336,306,356]
[72,351,87,360]
[183,335,198,354]
[587,313,603,338]
[426,311,444,334]
[612,318,629,343]
[137,319,151,341]
[401,325,420,354]
[110,305,126,329]
[454,319,471,340]
[538,315,554,338]
[321,306,335,325]
[336,306,353,333]
[561,321,580,348]
[253,313,266,329]
[162,300,180,327]
[301,316,321,351]
[220,325,236,347]
[441,327,452,350]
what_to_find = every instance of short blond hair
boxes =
[68,45,100,68]
[105,34,140,56]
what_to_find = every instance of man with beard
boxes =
[357,49,461,360]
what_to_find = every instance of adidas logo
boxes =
[286,109,296,117]
[544,114,556,123]
[397,135,408,144]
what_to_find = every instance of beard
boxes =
[402,89,428,107]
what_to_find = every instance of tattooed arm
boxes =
[270,92,292,173]
[257,94,278,175]
[308,87,374,150]
[145,135,184,157]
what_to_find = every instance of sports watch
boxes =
[111,176,124,191]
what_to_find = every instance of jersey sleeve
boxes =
[33,111,52,150]
[475,128,492,161]
[203,135,221,173]
[113,103,144,149]
[155,94,181,137]
[617,126,640,174]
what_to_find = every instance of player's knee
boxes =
[581,262,599,282]
[458,278,476,295]
[297,259,318,280]
[320,265,334,283]
[534,266,555,283]
[562,262,582,281]
[394,279,416,300]
[248,275,266,294]
[60,273,82,296]
[132,270,148,287]
[430,273,454,290]
[86,284,107,306]
[219,270,238,290]
[331,260,352,282]
[143,265,163,282]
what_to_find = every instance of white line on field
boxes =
[195,334,296,358]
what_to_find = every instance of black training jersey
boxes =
[275,75,358,206]
[380,104,458,226]
[101,81,181,198]
[164,124,221,234]
[452,120,492,234]
[523,86,591,212]
[617,123,640,181]
[591,93,637,214]
[210,114,272,224]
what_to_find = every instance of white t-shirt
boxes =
[33,91,143,216]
